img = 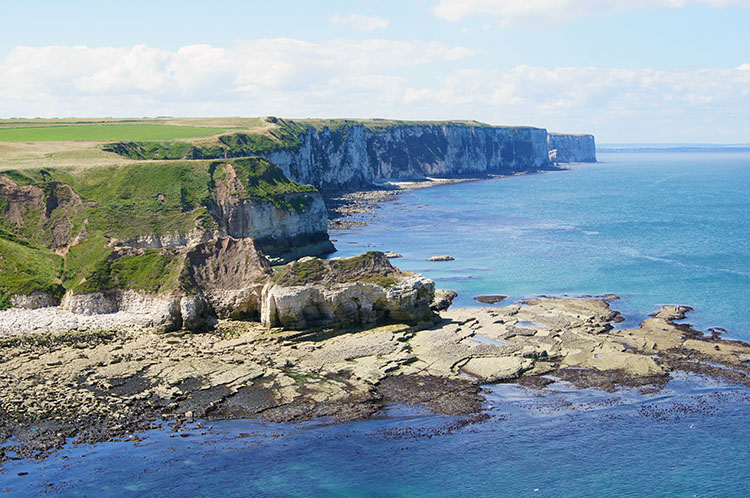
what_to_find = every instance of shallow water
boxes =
[4,375,750,497]
[331,151,750,339]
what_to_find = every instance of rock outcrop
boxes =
[548,133,597,163]
[0,176,86,252]
[185,237,273,320]
[1,247,439,334]
[261,252,437,330]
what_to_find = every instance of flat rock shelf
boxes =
[2,295,749,461]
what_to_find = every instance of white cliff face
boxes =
[10,291,58,309]
[547,133,597,163]
[217,194,328,245]
[267,125,552,190]
[59,289,185,332]
[121,229,217,250]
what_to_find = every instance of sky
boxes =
[1,0,749,143]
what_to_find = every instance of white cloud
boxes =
[431,0,750,26]
[330,14,390,32]
[0,40,476,113]
[1,41,749,141]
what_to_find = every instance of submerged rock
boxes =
[474,295,508,305]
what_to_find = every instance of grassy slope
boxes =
[272,252,399,289]
[0,157,317,302]
[0,231,64,307]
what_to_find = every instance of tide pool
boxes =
[330,151,750,339]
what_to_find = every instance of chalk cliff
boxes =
[266,123,553,190]
[547,133,597,163]
[106,119,557,191]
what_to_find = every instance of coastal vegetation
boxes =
[100,116,541,161]
[272,251,401,288]
[0,156,321,307]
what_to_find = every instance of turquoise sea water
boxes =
[3,151,750,497]
[332,151,750,339]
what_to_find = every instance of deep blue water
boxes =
[332,152,750,339]
[3,151,750,497]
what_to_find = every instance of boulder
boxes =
[427,255,455,261]
[431,289,458,311]
[474,295,508,305]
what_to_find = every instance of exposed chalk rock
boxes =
[267,124,552,190]
[261,252,437,330]
[547,133,596,163]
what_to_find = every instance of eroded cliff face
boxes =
[210,163,333,262]
[3,248,438,333]
[58,237,273,331]
[267,125,552,190]
[547,133,597,163]
[0,176,86,253]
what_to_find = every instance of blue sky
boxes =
[1,0,749,142]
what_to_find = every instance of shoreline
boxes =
[324,169,564,231]
[3,295,750,462]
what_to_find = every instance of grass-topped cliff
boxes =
[0,156,321,306]
[99,116,542,162]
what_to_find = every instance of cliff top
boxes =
[0,116,546,168]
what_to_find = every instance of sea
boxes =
[2,150,750,497]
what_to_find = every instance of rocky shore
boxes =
[3,295,750,461]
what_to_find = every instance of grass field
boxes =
[0,124,231,142]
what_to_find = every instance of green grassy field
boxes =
[0,124,231,142]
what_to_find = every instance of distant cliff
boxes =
[266,123,552,190]
[106,119,556,191]
[548,133,597,163]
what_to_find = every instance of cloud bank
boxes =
[1,42,749,142]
